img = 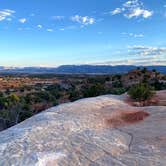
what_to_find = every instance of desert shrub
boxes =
[19,111,34,122]
[83,83,105,97]
[128,83,155,101]
[69,90,81,101]
[112,80,123,88]
[108,88,127,95]
[87,77,105,84]
[151,80,166,90]
[141,67,147,74]
[105,76,111,81]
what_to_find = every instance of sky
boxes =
[0,0,166,67]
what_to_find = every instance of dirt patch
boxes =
[121,111,149,123]
[106,110,150,128]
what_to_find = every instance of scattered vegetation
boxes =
[128,83,155,101]
[0,68,165,130]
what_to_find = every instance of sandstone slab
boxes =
[0,93,165,166]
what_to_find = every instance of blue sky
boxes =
[0,0,166,67]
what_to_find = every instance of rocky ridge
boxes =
[0,91,165,166]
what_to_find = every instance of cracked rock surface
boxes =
[0,92,165,166]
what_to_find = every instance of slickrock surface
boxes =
[0,91,166,166]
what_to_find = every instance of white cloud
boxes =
[122,32,144,38]
[59,25,77,31]
[129,45,166,56]
[0,9,15,21]
[47,29,53,32]
[93,57,166,66]
[59,28,65,31]
[111,0,153,19]
[19,18,27,23]
[6,18,12,21]
[111,8,124,15]
[37,24,43,29]
[129,58,166,66]
[71,15,95,25]
[133,34,144,38]
[125,8,153,18]
[52,16,65,20]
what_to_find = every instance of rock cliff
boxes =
[0,92,165,166]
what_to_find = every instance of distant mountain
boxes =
[56,65,166,74]
[55,65,137,74]
[0,65,166,74]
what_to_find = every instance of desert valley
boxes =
[0,0,166,165]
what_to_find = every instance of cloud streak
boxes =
[52,16,65,20]
[93,45,166,66]
[0,9,15,21]
[47,28,53,32]
[122,32,144,38]
[130,45,166,56]
[93,57,166,66]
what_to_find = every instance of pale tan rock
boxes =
[0,93,165,166]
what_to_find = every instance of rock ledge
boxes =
[0,93,165,166]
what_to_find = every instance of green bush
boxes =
[128,83,155,101]
[83,83,105,97]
